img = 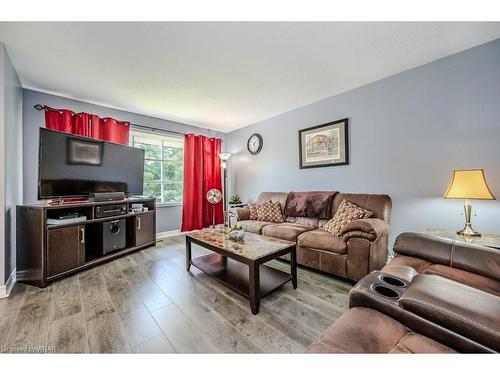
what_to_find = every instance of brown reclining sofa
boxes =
[235,191,392,281]
[382,232,500,296]
[308,232,500,353]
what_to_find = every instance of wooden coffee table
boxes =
[185,228,297,314]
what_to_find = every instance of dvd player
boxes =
[95,203,127,218]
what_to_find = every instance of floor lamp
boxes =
[218,152,231,227]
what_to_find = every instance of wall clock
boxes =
[247,133,263,155]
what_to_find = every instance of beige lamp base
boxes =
[457,224,481,237]
[456,199,481,237]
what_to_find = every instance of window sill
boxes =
[156,202,183,208]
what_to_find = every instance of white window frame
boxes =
[129,128,184,207]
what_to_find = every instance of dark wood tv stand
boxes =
[16,198,156,288]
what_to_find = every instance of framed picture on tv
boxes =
[67,138,103,166]
[298,118,349,169]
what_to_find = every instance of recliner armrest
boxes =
[235,207,250,221]
[340,218,389,241]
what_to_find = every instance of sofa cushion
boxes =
[237,220,271,234]
[399,275,500,351]
[298,229,347,254]
[256,201,284,223]
[262,223,314,242]
[424,264,500,297]
[393,232,455,265]
[323,200,373,236]
[333,193,391,222]
[307,307,455,353]
[235,207,250,221]
[285,216,321,228]
[248,203,259,220]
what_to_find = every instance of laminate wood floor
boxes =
[0,235,351,353]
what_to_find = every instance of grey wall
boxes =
[0,44,23,287]
[23,89,225,233]
[226,39,500,246]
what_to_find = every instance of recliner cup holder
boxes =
[372,284,401,299]
[380,275,407,288]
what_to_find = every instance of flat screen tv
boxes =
[38,128,145,199]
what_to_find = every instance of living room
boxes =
[1,1,500,373]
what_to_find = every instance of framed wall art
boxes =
[298,118,349,169]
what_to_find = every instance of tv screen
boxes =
[38,128,145,199]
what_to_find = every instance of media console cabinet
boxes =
[17,198,156,288]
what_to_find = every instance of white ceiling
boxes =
[1,22,500,132]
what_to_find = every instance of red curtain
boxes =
[89,114,101,139]
[44,107,130,145]
[44,107,73,133]
[99,117,130,144]
[181,134,223,231]
[74,113,91,137]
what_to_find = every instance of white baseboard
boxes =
[0,269,16,299]
[156,229,182,239]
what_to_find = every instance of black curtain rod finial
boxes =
[34,104,45,111]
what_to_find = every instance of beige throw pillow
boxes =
[256,201,284,223]
[248,203,259,220]
[323,200,373,236]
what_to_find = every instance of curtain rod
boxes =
[33,103,188,137]
[128,123,185,137]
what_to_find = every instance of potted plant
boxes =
[230,194,242,205]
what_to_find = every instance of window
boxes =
[129,129,184,204]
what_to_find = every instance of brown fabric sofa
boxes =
[382,232,500,296]
[236,191,392,281]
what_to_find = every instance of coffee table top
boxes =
[186,228,295,260]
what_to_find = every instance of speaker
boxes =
[86,219,126,258]
[102,219,126,254]
[92,192,125,202]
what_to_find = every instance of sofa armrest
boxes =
[340,218,389,241]
[235,207,250,221]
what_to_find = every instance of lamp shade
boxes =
[218,153,231,161]
[444,169,495,200]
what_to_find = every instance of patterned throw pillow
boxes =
[248,203,259,220]
[256,201,284,223]
[323,200,373,236]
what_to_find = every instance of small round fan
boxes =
[206,189,222,205]
[206,189,222,227]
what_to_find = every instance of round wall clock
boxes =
[247,133,263,155]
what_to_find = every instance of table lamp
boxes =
[444,169,495,237]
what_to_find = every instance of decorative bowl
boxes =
[228,229,245,241]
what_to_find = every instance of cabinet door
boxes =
[47,225,85,277]
[135,212,155,247]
